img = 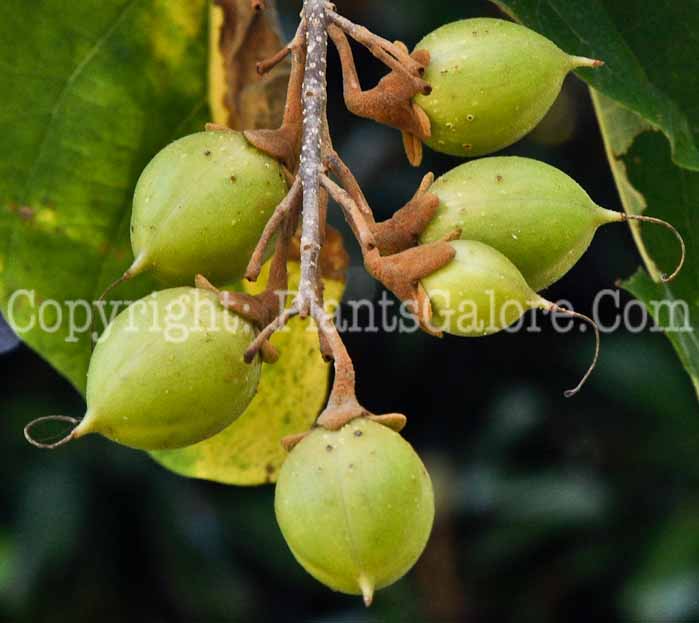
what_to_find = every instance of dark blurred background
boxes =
[2,1,698,622]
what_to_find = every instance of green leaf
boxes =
[594,94,699,399]
[0,0,209,391]
[623,267,699,398]
[493,1,699,397]
[151,263,346,486]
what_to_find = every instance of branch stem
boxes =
[298,0,328,315]
[320,174,375,250]
[245,176,302,281]
[246,1,424,433]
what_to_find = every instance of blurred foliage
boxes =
[1,1,699,622]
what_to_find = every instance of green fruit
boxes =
[414,18,600,157]
[422,239,547,337]
[70,288,259,450]
[420,157,620,291]
[420,157,683,291]
[421,240,599,396]
[128,131,288,285]
[275,417,434,605]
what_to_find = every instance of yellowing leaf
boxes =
[0,0,209,391]
[209,0,290,130]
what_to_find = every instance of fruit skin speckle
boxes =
[275,418,434,602]
[130,131,288,286]
[414,18,586,157]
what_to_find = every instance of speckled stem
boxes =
[247,2,413,432]
[298,0,328,315]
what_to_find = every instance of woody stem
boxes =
[297,0,328,315]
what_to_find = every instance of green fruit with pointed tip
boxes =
[414,18,600,157]
[129,131,288,285]
[275,417,434,605]
[72,287,260,450]
[422,241,600,396]
[422,239,550,337]
[420,157,634,291]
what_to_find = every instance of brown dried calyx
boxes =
[322,155,458,335]
[364,242,457,336]
[371,171,442,255]
[195,268,284,364]
[281,315,408,451]
[288,224,349,283]
[244,23,307,171]
[327,22,432,167]
[323,154,442,256]
[282,412,407,451]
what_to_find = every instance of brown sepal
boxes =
[371,172,439,255]
[282,411,407,452]
[365,241,456,336]
[245,124,302,172]
[329,25,432,144]
[195,275,281,364]
[244,39,306,171]
[317,401,408,433]
[281,431,308,452]
[367,413,407,432]
[205,122,235,133]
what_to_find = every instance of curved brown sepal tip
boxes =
[281,431,308,452]
[367,413,407,432]
[260,341,280,363]
[412,48,430,70]
[414,102,431,137]
[244,127,301,171]
[205,122,233,133]
[402,131,423,167]
[415,284,443,338]
[195,274,219,293]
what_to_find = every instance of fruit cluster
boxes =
[26,7,683,607]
